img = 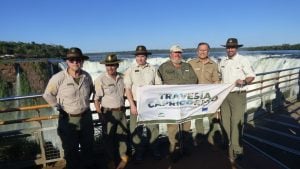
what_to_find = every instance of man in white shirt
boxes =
[219,38,255,163]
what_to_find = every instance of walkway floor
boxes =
[37,100,300,169]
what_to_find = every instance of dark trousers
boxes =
[58,110,94,169]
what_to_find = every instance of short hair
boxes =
[197,42,210,50]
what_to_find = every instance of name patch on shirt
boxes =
[67,83,74,86]
[134,70,139,72]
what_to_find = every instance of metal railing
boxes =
[0,66,299,168]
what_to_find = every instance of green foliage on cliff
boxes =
[0,78,9,97]
[20,72,31,95]
[0,41,68,58]
[246,43,300,51]
[32,62,49,81]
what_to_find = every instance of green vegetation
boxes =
[246,43,300,51]
[19,72,31,95]
[0,78,9,98]
[32,62,50,81]
[0,41,68,58]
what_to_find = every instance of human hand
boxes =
[130,105,138,115]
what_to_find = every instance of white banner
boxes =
[136,84,234,124]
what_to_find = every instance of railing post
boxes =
[37,129,47,167]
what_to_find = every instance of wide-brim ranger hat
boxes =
[100,53,123,65]
[63,47,89,60]
[134,45,152,55]
[221,38,243,48]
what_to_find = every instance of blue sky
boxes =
[1,0,299,53]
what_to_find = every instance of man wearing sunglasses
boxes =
[43,47,94,169]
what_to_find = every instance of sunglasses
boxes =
[68,58,83,63]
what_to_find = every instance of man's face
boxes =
[197,45,209,59]
[170,51,182,64]
[135,55,147,66]
[226,47,237,58]
[105,64,118,76]
[67,58,83,71]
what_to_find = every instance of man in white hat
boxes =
[158,44,198,162]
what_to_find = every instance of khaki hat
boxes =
[170,45,183,52]
[134,45,152,55]
[221,38,243,48]
[100,53,122,65]
[63,47,89,60]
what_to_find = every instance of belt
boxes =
[68,113,84,117]
[102,107,124,111]
[60,109,89,117]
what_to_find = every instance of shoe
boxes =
[229,153,243,164]
[234,154,243,162]
[116,160,127,169]
[116,155,128,169]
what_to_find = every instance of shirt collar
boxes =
[195,58,214,64]
[135,63,149,69]
[226,53,240,60]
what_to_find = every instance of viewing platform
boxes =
[44,100,300,169]
[0,67,299,169]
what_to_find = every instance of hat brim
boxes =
[134,52,152,55]
[221,44,243,48]
[100,60,123,65]
[63,55,89,60]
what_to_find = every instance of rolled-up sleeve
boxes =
[43,76,59,107]
[94,76,104,101]
[124,68,133,89]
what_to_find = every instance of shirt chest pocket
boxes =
[233,65,243,73]
[164,69,176,80]
[103,84,115,95]
[61,84,76,98]
[204,68,213,74]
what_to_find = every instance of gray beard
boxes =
[171,58,182,64]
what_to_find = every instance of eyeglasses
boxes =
[68,58,82,63]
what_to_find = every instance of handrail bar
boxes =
[0,94,42,102]
[251,73,298,85]
[255,66,300,76]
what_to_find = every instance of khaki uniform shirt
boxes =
[124,63,162,101]
[43,69,93,115]
[158,60,198,85]
[219,53,256,92]
[188,58,219,84]
[94,73,124,108]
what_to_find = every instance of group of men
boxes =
[43,38,255,169]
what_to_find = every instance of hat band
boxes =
[67,53,83,57]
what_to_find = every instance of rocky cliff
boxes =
[0,61,58,97]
